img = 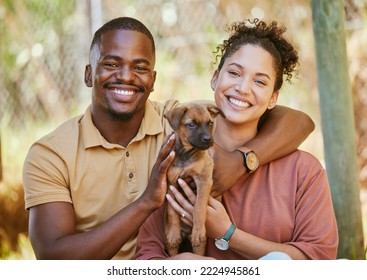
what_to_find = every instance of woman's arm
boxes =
[167,179,308,260]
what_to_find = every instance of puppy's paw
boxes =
[190,228,207,255]
[166,229,182,256]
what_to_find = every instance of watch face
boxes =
[246,152,259,171]
[215,238,229,251]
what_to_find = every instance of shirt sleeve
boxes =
[22,137,72,210]
[285,154,339,259]
[134,206,170,260]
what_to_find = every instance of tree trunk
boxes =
[311,0,365,259]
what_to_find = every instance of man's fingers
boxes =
[155,133,175,176]
[156,133,176,163]
[159,150,175,175]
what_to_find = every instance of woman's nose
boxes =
[236,77,251,95]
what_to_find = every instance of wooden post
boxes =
[0,131,2,182]
[311,0,365,259]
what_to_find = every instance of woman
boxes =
[134,18,338,260]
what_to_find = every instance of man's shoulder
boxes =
[34,113,84,151]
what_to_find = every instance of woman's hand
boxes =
[166,178,232,239]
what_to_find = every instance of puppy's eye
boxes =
[187,122,196,128]
[208,120,214,126]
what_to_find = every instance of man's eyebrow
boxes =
[100,55,151,65]
[133,58,151,65]
[228,62,271,80]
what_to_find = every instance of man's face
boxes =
[86,29,156,121]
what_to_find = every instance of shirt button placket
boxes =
[125,149,137,194]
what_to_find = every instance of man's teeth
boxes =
[229,97,250,108]
[112,89,135,95]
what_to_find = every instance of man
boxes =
[22,17,314,259]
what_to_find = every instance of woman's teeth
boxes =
[229,97,250,108]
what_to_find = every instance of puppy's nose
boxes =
[201,135,212,143]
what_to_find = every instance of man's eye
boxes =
[103,62,118,67]
[135,66,150,72]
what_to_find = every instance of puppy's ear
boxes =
[164,106,188,131]
[206,104,225,119]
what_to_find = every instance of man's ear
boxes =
[84,64,93,87]
[210,70,219,91]
[268,91,279,109]
[150,70,157,93]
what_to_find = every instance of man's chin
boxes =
[107,109,134,121]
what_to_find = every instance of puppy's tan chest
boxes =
[167,153,213,185]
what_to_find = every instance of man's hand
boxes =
[140,133,176,209]
[209,143,245,197]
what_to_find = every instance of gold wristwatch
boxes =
[236,149,259,173]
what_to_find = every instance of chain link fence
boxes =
[0,0,248,130]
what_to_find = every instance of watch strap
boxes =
[222,224,236,241]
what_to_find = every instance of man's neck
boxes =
[91,111,143,147]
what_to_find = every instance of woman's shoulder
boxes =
[271,149,325,172]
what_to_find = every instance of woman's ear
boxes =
[268,91,279,109]
[84,64,93,87]
[210,70,219,91]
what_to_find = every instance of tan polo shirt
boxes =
[22,99,179,259]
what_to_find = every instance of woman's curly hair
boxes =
[213,18,299,91]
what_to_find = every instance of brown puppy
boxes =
[164,103,224,256]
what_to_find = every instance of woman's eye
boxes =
[229,70,240,77]
[255,79,266,86]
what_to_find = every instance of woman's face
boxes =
[211,44,279,126]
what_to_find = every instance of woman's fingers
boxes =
[177,178,197,205]
[166,186,194,226]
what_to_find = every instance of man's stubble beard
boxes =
[106,98,134,121]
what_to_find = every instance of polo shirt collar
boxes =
[134,100,163,141]
[81,100,163,149]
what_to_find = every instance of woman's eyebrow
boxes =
[228,62,271,80]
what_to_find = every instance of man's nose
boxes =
[116,66,134,82]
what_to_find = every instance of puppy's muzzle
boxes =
[190,133,213,150]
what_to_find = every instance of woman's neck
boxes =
[214,117,258,151]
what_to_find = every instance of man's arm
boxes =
[246,105,315,164]
[28,134,176,260]
[211,105,315,196]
